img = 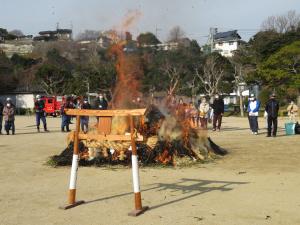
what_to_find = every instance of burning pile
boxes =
[49,104,227,167]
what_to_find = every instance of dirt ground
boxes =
[0,116,300,225]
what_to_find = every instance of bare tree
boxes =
[195,55,225,96]
[76,30,101,41]
[162,62,182,96]
[168,26,185,42]
[261,10,300,33]
[9,29,24,37]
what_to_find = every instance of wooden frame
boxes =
[61,108,148,216]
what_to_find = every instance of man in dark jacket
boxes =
[34,95,49,132]
[0,100,3,134]
[94,93,108,110]
[211,94,224,131]
[265,93,280,137]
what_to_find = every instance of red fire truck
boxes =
[41,96,65,117]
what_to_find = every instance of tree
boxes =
[9,29,24,37]
[137,32,160,46]
[168,26,185,42]
[261,10,300,33]
[35,64,72,95]
[76,30,101,41]
[35,49,73,95]
[0,52,18,93]
[258,40,300,94]
[142,46,202,97]
[195,53,234,96]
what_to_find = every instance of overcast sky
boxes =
[1,0,300,44]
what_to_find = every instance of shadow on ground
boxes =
[83,178,249,211]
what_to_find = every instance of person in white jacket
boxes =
[247,94,261,135]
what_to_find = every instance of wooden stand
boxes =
[60,109,148,216]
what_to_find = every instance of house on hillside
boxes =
[34,29,72,42]
[0,38,34,58]
[213,30,242,57]
[97,36,112,48]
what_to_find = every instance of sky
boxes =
[1,0,300,44]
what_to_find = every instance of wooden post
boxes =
[61,115,85,209]
[128,115,149,216]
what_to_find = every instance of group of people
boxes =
[168,94,225,131]
[0,92,298,137]
[247,93,298,137]
[34,93,108,134]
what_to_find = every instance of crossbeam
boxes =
[78,133,143,142]
[65,108,146,116]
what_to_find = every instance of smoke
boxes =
[120,10,142,31]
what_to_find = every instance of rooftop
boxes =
[214,30,241,42]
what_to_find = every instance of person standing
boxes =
[211,94,224,131]
[0,100,3,134]
[265,93,280,137]
[34,95,49,132]
[198,97,210,129]
[61,97,74,132]
[247,94,261,135]
[79,98,91,133]
[95,93,108,110]
[3,101,15,135]
[94,93,108,123]
[287,101,298,122]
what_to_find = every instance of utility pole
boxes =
[209,27,217,53]
[84,79,90,102]
[236,66,244,117]
[155,25,162,39]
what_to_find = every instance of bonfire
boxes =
[49,13,227,167]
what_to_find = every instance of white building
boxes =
[213,30,241,57]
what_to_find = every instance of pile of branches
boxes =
[48,105,227,167]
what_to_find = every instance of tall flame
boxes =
[110,10,143,109]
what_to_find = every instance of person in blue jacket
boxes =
[247,94,261,135]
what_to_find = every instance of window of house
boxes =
[218,42,223,46]
[229,41,234,45]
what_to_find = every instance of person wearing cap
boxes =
[34,95,49,132]
[6,98,15,108]
[211,94,224,131]
[79,98,91,133]
[3,101,15,135]
[247,94,261,135]
[265,93,280,137]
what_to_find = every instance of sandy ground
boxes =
[0,116,300,225]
